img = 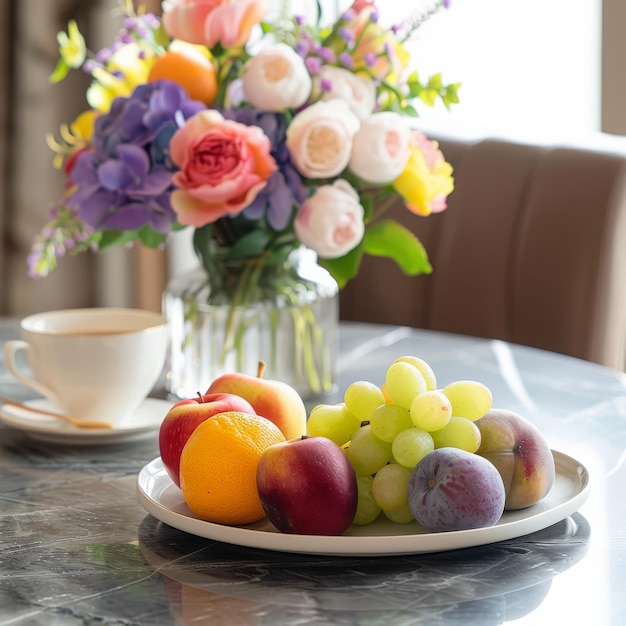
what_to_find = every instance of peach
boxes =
[475,409,555,510]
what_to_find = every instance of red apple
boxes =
[475,408,555,510]
[159,392,256,487]
[206,361,307,440]
[256,435,358,535]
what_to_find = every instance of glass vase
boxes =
[162,246,339,400]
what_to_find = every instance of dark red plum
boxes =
[408,448,505,532]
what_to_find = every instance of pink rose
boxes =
[162,0,227,45]
[162,0,268,48]
[170,110,277,227]
[294,180,364,259]
[350,0,377,16]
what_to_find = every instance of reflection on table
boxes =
[1,320,625,625]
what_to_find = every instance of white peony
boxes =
[314,65,377,119]
[286,100,360,179]
[294,180,364,259]
[241,43,312,112]
[348,112,412,184]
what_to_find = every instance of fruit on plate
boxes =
[475,408,555,510]
[408,447,506,532]
[256,435,358,535]
[179,411,286,525]
[206,361,307,440]
[159,392,256,487]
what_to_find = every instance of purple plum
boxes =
[408,448,506,532]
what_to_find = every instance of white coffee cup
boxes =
[4,308,168,424]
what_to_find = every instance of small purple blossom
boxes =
[320,78,333,91]
[295,15,306,25]
[339,52,354,69]
[369,11,379,23]
[339,28,354,44]
[95,48,112,64]
[295,41,309,56]
[341,9,356,21]
[82,59,101,74]
[316,47,336,63]
[364,52,376,67]
[305,56,322,75]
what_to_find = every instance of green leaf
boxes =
[442,83,462,109]
[225,229,273,260]
[427,73,443,90]
[192,224,214,269]
[49,58,69,84]
[138,225,167,248]
[419,89,438,107]
[98,230,139,251]
[400,102,419,117]
[359,192,374,222]
[320,244,364,289]
[363,220,432,276]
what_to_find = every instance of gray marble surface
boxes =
[1,320,624,625]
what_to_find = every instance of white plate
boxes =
[0,397,173,445]
[136,450,590,557]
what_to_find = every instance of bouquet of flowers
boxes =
[31,0,457,285]
[30,0,458,396]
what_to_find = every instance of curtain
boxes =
[0,0,166,317]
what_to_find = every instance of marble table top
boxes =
[1,320,624,625]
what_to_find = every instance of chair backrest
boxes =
[340,133,626,370]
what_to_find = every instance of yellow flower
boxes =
[58,20,86,67]
[86,43,155,112]
[49,20,86,83]
[393,133,454,216]
[70,109,98,141]
[46,109,99,170]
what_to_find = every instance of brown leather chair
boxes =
[340,134,626,371]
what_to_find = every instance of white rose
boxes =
[314,65,377,119]
[348,112,412,184]
[242,43,312,112]
[286,100,360,179]
[294,180,364,259]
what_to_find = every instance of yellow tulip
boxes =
[393,136,454,216]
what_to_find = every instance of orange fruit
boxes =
[148,49,217,105]
[179,411,285,525]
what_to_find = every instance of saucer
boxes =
[0,397,173,445]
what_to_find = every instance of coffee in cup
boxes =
[4,308,168,425]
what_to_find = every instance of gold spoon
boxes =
[0,397,114,429]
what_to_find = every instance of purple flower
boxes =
[339,28,354,44]
[305,56,322,75]
[221,108,307,231]
[69,80,206,233]
[339,52,355,69]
